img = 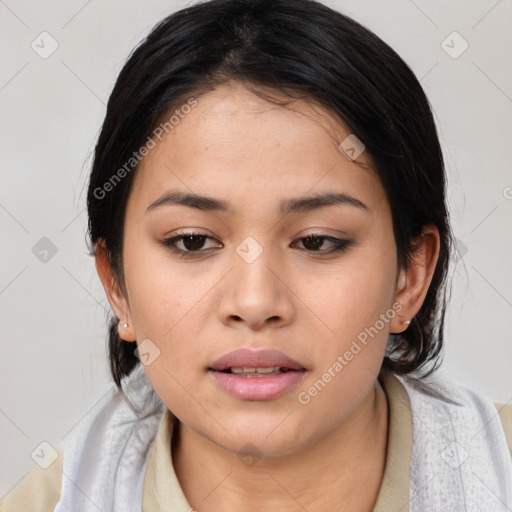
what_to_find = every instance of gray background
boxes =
[1,0,511,497]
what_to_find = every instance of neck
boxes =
[172,378,389,512]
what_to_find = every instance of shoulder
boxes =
[397,370,503,418]
[396,370,512,461]
[395,372,512,509]
[0,442,63,512]
[494,401,512,456]
[0,366,163,512]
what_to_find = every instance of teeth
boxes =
[255,367,279,373]
[230,366,283,375]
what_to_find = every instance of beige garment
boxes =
[0,442,64,512]
[1,372,511,511]
[496,401,512,454]
[142,370,413,511]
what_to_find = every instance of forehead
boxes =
[129,82,387,217]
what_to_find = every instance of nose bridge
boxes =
[232,234,279,300]
[219,233,294,329]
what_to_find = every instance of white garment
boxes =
[53,363,512,511]
[54,364,165,512]
[397,372,512,511]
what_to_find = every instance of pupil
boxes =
[302,236,323,251]
[183,235,205,251]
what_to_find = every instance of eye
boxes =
[292,234,353,254]
[159,231,353,258]
[159,231,222,257]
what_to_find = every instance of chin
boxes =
[205,416,310,460]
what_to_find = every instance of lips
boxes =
[208,348,307,400]
[208,348,306,373]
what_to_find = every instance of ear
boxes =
[94,240,136,342]
[390,224,440,334]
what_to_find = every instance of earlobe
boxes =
[94,240,136,342]
[390,225,440,333]
[117,321,135,341]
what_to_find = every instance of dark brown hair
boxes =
[87,0,455,399]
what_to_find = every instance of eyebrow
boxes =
[146,189,370,216]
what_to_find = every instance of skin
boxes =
[96,81,440,511]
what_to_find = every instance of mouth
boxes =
[211,366,302,377]
[207,348,307,400]
[208,347,306,373]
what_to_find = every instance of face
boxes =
[107,81,407,457]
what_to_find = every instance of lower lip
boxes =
[209,370,306,400]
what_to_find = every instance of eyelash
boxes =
[159,231,353,258]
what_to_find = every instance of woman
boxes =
[2,0,511,510]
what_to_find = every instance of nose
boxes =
[217,242,295,331]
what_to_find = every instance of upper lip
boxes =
[209,348,306,371]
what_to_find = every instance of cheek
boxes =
[124,240,204,334]
[305,252,396,343]
[123,247,209,409]
[296,247,397,401]
[295,259,394,420]
[122,241,224,384]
